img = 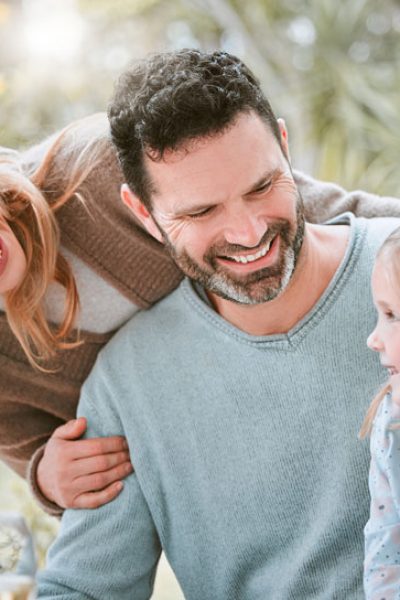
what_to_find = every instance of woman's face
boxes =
[0,215,27,294]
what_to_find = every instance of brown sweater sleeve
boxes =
[0,312,111,514]
[27,445,63,517]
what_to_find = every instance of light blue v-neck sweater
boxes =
[38,215,398,599]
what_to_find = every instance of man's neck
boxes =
[207,223,350,336]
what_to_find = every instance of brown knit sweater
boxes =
[1,114,400,515]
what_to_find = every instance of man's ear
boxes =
[277,118,290,162]
[120,184,164,244]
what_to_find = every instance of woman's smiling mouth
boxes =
[0,235,9,277]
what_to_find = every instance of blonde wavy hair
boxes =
[0,113,112,370]
[359,226,400,438]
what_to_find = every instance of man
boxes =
[38,50,398,599]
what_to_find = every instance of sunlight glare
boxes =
[22,0,85,63]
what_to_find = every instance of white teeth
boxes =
[229,240,272,264]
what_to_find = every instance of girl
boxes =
[361,227,400,598]
[1,112,400,517]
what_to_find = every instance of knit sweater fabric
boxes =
[38,214,397,599]
[2,113,400,515]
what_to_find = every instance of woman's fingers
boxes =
[51,417,87,440]
[72,482,125,510]
[73,461,133,495]
[71,450,132,478]
[68,435,129,460]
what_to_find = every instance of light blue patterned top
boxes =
[364,392,400,599]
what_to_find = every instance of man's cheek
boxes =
[162,216,194,243]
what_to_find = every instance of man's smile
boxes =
[216,235,280,273]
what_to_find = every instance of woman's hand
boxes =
[36,417,133,509]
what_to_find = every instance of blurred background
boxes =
[1,0,399,192]
[0,0,399,597]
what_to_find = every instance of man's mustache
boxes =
[205,221,288,260]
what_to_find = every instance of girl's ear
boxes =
[277,118,290,162]
[120,184,164,243]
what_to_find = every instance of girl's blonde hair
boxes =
[0,113,112,370]
[359,226,400,438]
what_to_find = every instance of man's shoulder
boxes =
[99,283,186,361]
[364,216,400,245]
[365,216,400,233]
[324,213,400,245]
[323,214,400,276]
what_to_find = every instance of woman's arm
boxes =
[0,314,133,515]
[294,170,400,222]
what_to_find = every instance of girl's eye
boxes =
[385,311,396,321]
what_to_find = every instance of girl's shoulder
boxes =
[374,392,400,428]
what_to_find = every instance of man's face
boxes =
[140,111,305,305]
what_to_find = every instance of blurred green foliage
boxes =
[0,0,399,195]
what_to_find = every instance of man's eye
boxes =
[385,311,396,320]
[254,181,272,194]
[188,207,214,219]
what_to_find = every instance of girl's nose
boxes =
[367,328,383,352]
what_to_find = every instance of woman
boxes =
[1,112,399,516]
[0,113,182,515]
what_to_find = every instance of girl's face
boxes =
[0,214,27,294]
[367,256,400,375]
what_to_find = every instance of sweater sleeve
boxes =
[27,445,64,517]
[0,312,110,514]
[0,353,73,516]
[294,170,400,223]
[37,355,162,600]
[0,353,72,479]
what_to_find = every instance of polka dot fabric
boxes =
[364,392,400,599]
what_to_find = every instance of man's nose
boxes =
[223,210,266,248]
[367,327,383,352]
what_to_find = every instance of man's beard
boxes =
[160,197,305,305]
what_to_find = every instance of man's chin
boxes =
[206,255,296,305]
[170,245,295,305]
[205,275,283,305]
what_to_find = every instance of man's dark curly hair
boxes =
[108,49,282,208]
